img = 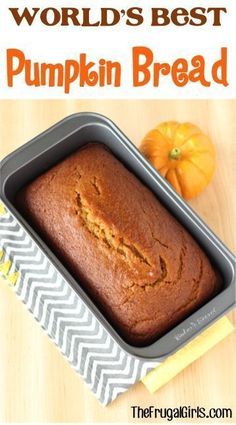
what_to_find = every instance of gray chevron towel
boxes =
[0,201,158,405]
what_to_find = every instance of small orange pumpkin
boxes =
[140,121,216,200]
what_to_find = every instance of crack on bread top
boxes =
[91,176,101,195]
[140,203,169,249]
[75,192,152,268]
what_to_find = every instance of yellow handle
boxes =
[0,250,19,286]
[142,316,234,393]
[0,202,7,216]
[0,202,20,286]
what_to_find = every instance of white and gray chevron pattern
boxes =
[0,202,158,405]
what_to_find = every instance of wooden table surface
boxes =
[0,100,235,422]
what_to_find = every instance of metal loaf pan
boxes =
[0,113,235,360]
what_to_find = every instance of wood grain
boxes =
[0,100,235,422]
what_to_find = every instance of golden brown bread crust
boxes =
[16,144,221,346]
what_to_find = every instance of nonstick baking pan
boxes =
[0,113,235,360]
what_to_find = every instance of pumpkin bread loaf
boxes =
[16,144,221,346]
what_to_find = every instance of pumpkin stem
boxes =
[169,147,181,160]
